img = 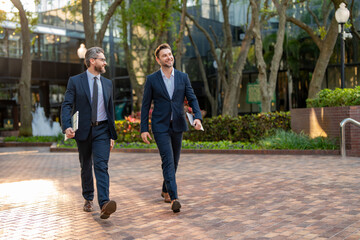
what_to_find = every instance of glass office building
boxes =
[0,0,130,133]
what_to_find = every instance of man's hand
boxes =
[110,139,114,151]
[194,119,203,131]
[141,132,152,144]
[65,127,75,139]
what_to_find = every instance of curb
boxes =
[0,142,53,147]
[49,143,340,155]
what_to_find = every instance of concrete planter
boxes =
[291,106,360,157]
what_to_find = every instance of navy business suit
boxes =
[141,69,202,200]
[61,71,117,208]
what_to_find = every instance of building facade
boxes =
[0,0,359,134]
[0,0,131,133]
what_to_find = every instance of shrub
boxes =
[258,129,338,150]
[183,112,291,142]
[306,87,360,108]
[114,117,143,143]
[113,112,290,143]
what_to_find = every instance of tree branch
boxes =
[185,22,216,113]
[220,0,232,89]
[306,0,321,28]
[209,25,221,49]
[96,0,123,46]
[175,0,187,70]
[349,0,360,40]
[91,0,96,23]
[184,11,219,66]
[322,0,332,27]
[286,16,322,48]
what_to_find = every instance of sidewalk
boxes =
[1,146,360,239]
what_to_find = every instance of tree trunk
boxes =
[175,0,187,71]
[184,2,254,117]
[186,23,217,116]
[121,3,143,110]
[251,0,288,113]
[11,0,32,136]
[287,1,341,99]
[308,17,338,99]
[263,0,287,112]
[81,0,95,48]
[251,0,269,112]
[219,0,233,116]
[287,69,293,109]
[222,5,255,117]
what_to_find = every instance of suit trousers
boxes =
[153,123,183,200]
[76,122,111,208]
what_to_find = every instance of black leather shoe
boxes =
[100,200,117,219]
[171,200,181,213]
[83,200,94,212]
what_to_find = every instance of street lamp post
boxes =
[77,43,87,72]
[335,3,350,89]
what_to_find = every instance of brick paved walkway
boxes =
[1,147,360,239]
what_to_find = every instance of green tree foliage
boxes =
[118,0,179,109]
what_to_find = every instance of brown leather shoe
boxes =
[161,192,171,203]
[100,200,116,219]
[83,200,94,212]
[171,199,181,213]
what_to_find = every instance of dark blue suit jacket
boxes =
[141,69,202,133]
[61,71,117,141]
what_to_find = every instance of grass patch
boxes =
[4,135,62,143]
[181,140,258,150]
[257,129,339,150]
[115,142,157,149]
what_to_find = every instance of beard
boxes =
[95,65,106,74]
[160,60,173,68]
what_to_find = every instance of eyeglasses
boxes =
[93,58,107,63]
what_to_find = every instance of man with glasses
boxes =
[61,47,118,219]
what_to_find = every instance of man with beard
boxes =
[140,43,203,213]
[61,47,118,219]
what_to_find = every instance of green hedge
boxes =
[183,112,290,142]
[306,87,360,108]
[114,111,291,143]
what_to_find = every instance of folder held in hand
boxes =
[64,111,79,141]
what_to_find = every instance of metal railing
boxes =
[340,118,360,157]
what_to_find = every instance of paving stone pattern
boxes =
[1,147,360,239]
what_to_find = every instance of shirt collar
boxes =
[86,70,100,80]
[160,68,174,79]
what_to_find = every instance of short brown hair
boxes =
[154,43,172,58]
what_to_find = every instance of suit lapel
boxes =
[80,72,91,105]
[156,70,171,100]
[173,69,180,98]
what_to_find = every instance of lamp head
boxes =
[335,3,350,24]
[77,43,87,59]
